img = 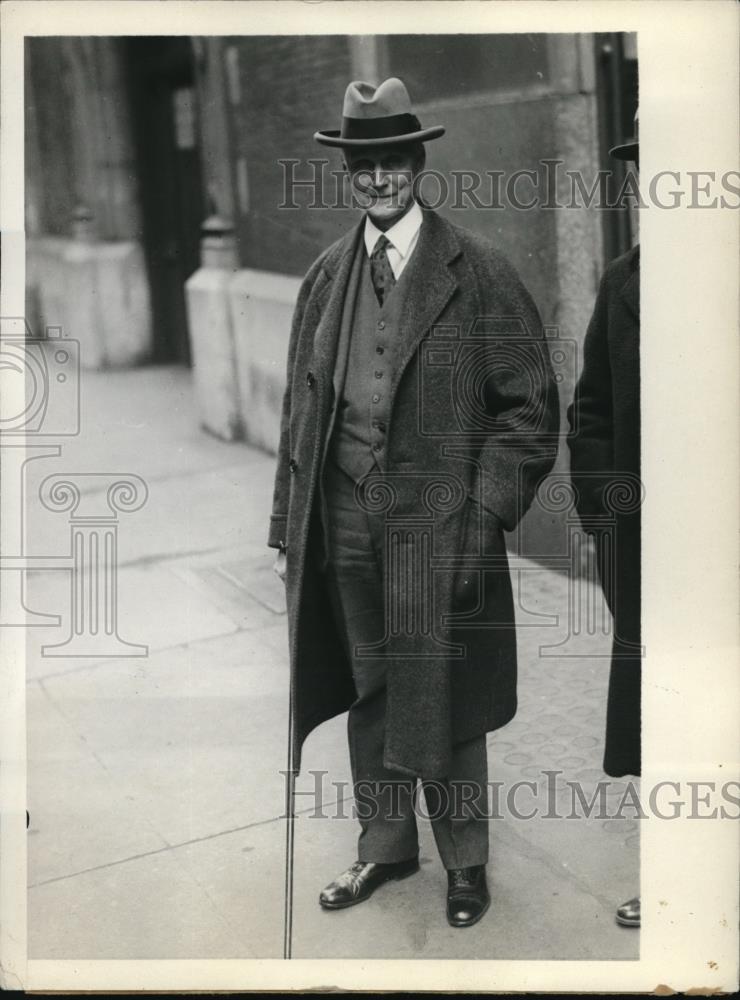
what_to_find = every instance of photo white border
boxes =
[1,0,738,992]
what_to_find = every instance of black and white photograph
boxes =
[0,0,737,993]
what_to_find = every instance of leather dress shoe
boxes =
[616,896,640,927]
[446,865,490,927]
[319,857,419,910]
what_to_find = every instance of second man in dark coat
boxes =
[567,109,642,928]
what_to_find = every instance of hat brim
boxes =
[314,125,445,148]
[609,139,639,161]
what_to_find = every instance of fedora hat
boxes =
[314,77,445,148]
[610,106,639,161]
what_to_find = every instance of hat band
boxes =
[341,112,422,141]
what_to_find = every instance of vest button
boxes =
[373,442,382,452]
[288,459,298,473]
[376,346,384,355]
[378,320,386,330]
[306,371,315,388]
[372,394,380,404]
[374,370,383,379]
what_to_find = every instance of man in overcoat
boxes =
[269,78,559,927]
[567,111,641,928]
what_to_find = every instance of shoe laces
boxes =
[449,866,478,888]
[337,861,369,887]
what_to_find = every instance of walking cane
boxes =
[276,543,296,960]
[283,668,296,959]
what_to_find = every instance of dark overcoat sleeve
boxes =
[566,268,614,517]
[472,250,560,531]
[267,257,323,550]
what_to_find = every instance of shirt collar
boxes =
[364,200,423,259]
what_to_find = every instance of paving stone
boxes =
[28,847,245,959]
[27,681,168,886]
[36,630,290,846]
[25,562,239,681]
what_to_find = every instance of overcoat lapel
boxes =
[392,211,461,397]
[311,221,364,401]
[332,233,366,401]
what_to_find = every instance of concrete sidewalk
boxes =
[25,365,638,960]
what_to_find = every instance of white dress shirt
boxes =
[363,200,423,280]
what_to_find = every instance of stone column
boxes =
[546,34,605,405]
[348,36,389,83]
[61,37,141,241]
[191,37,236,221]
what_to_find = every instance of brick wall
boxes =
[224,35,356,275]
[219,34,563,326]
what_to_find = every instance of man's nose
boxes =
[372,168,388,187]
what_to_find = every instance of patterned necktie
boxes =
[370,235,396,307]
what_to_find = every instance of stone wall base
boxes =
[186,267,243,442]
[186,265,301,454]
[28,237,152,369]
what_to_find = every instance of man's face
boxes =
[345,144,420,228]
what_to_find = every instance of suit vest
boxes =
[328,244,410,483]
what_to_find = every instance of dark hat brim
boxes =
[314,125,445,148]
[609,139,639,161]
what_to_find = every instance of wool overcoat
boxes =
[567,244,641,778]
[269,209,559,778]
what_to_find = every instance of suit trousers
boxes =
[320,456,490,869]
